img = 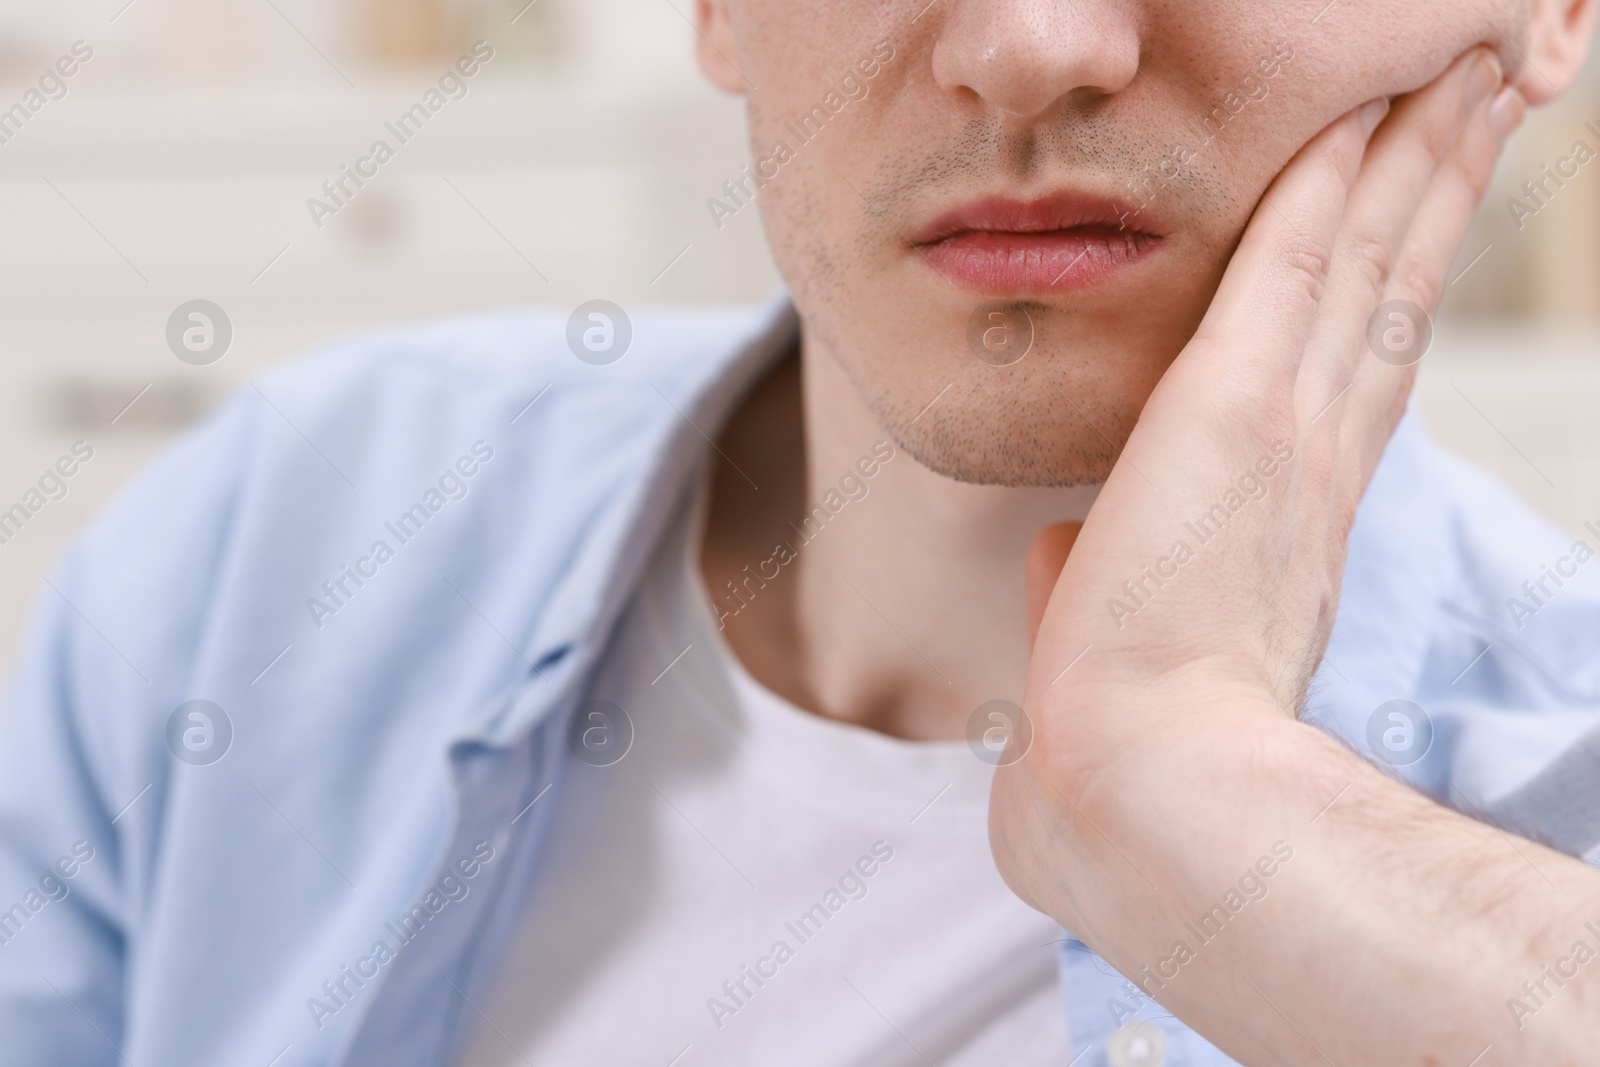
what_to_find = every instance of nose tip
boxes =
[931,0,1141,119]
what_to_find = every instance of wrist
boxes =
[1025,668,1290,813]
[998,701,1337,977]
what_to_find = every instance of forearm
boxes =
[1010,696,1600,1066]
[989,58,1600,1064]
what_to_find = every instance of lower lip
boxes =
[916,230,1161,292]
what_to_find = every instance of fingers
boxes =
[1026,521,1081,650]
[1178,99,1383,418]
[1310,70,1525,632]
[1384,85,1526,326]
[1339,82,1527,494]
[1294,48,1503,426]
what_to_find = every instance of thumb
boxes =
[1026,521,1083,651]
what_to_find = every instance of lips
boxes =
[910,193,1165,293]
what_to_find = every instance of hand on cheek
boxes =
[999,46,1525,929]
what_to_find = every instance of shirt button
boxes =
[1107,1021,1167,1067]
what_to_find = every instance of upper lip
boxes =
[910,192,1163,245]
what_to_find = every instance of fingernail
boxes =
[1488,85,1526,146]
[1358,97,1390,136]
[1465,51,1502,110]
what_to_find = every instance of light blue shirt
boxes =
[1,294,1597,1067]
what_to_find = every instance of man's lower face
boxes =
[727,0,1528,487]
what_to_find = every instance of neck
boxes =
[701,327,1097,741]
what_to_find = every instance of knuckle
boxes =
[1416,111,1460,165]
[1321,134,1364,188]
[1207,349,1295,428]
[1453,134,1502,202]
[1409,275,1444,322]
[1217,384,1296,459]
[1279,231,1334,305]
[1257,406,1299,461]
[1393,255,1444,316]
[1342,232,1393,293]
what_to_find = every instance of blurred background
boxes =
[0,0,1595,673]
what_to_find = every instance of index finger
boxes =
[1167,97,1388,426]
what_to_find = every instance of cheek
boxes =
[1256,0,1522,130]
[726,0,1520,487]
[727,1,901,99]
[1148,0,1521,208]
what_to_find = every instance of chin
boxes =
[874,388,1131,488]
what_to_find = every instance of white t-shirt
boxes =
[453,484,1071,1067]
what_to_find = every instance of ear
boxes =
[694,0,747,94]
[1516,0,1598,104]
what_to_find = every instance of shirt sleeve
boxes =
[1056,936,1245,1066]
[0,392,258,1066]
[1480,723,1600,867]
[0,551,129,1067]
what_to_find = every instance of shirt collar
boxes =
[459,293,800,747]
[456,300,1450,751]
